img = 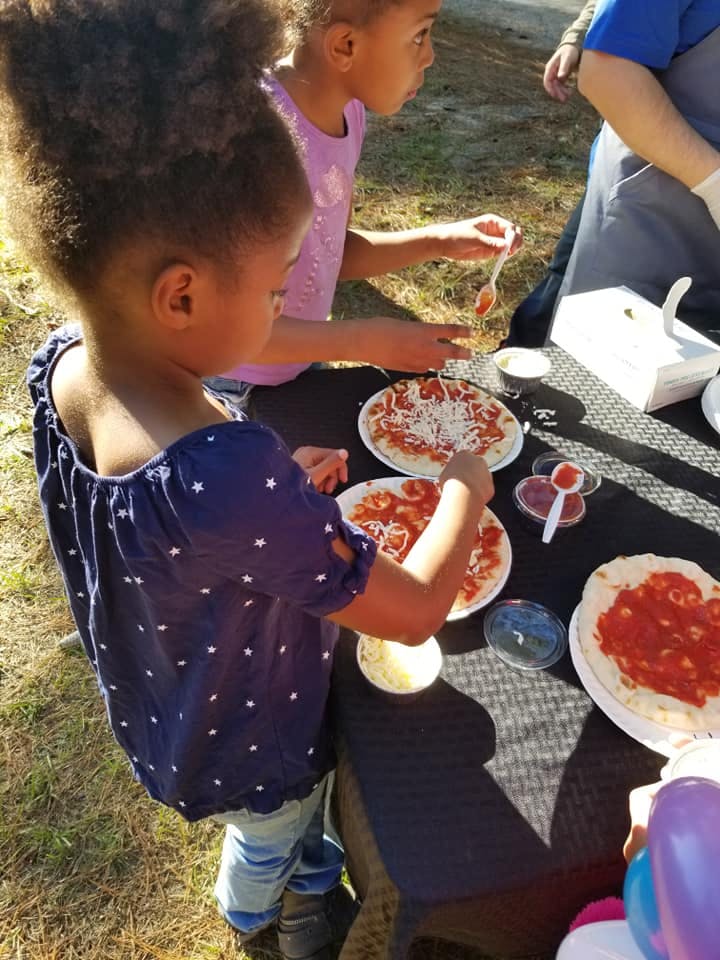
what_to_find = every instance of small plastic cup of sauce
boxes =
[513,475,586,534]
[493,348,551,396]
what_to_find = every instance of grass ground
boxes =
[0,11,598,960]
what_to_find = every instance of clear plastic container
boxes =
[513,475,586,534]
[484,600,567,670]
[531,451,601,496]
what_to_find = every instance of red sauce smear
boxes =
[370,378,508,463]
[475,289,495,317]
[553,462,582,491]
[350,478,504,603]
[518,476,583,521]
[597,572,720,707]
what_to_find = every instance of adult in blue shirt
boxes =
[555,0,720,334]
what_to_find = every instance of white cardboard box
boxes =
[550,286,720,412]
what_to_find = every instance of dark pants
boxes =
[505,193,585,348]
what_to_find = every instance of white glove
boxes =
[691,167,720,230]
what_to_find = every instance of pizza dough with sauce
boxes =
[578,554,720,730]
[365,377,518,475]
[346,477,511,613]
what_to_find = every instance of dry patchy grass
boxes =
[0,12,594,960]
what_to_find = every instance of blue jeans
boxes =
[213,775,344,935]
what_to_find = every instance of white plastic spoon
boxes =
[474,227,516,317]
[541,461,585,544]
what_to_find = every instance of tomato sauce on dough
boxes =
[597,572,720,707]
[350,479,504,604]
[369,378,509,463]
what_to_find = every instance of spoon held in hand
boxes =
[474,227,516,317]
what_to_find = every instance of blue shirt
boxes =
[585,0,720,68]
[28,328,377,821]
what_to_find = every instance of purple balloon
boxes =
[648,776,720,960]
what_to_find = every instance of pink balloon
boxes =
[648,776,720,960]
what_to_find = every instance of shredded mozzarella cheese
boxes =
[358,636,440,692]
[360,519,410,559]
[371,379,500,453]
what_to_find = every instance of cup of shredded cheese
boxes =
[356,634,442,698]
[493,347,551,396]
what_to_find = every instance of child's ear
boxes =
[323,21,357,72]
[152,263,198,331]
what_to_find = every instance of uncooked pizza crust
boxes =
[365,377,518,475]
[346,477,511,613]
[578,554,720,731]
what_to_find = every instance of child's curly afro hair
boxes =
[280,0,402,45]
[0,0,307,300]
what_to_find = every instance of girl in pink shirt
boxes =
[228,0,522,386]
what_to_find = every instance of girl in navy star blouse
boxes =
[3,0,494,953]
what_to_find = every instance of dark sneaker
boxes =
[234,921,277,948]
[218,907,276,948]
[277,885,359,960]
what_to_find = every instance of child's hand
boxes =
[623,734,693,862]
[543,44,581,102]
[428,215,523,261]
[439,451,494,505]
[292,446,349,494]
[361,318,472,372]
[624,781,663,863]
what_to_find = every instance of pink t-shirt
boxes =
[228,77,366,386]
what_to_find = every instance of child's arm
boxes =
[623,735,692,862]
[239,218,522,374]
[326,452,494,646]
[544,0,596,102]
[246,314,473,372]
[338,214,523,281]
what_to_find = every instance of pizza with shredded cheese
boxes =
[578,555,720,731]
[339,477,511,615]
[362,376,519,476]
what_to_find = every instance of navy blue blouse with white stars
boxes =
[28,328,377,821]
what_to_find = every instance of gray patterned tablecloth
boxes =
[251,350,720,960]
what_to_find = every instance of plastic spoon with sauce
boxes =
[474,227,515,317]
[541,461,585,544]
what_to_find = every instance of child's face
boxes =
[349,0,441,115]
[201,205,312,372]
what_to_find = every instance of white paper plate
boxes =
[556,920,646,960]
[357,379,523,478]
[569,604,720,757]
[337,477,511,621]
[701,374,720,435]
